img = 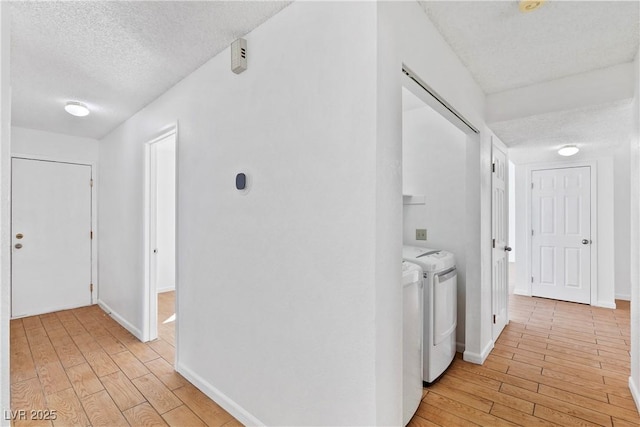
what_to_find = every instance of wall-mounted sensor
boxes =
[231,38,247,74]
[236,173,247,190]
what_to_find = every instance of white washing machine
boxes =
[403,245,457,385]
[401,261,423,426]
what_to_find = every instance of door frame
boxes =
[143,125,178,344]
[10,154,98,309]
[522,160,599,306]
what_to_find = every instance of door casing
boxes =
[143,125,178,344]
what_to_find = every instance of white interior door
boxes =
[12,158,92,317]
[531,167,591,304]
[491,142,509,340]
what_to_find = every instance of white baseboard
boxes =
[456,341,465,353]
[513,288,531,297]
[157,286,175,294]
[177,362,264,426]
[615,294,631,301]
[463,340,494,365]
[97,300,144,341]
[629,376,640,412]
[595,300,617,309]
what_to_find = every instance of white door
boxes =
[531,167,591,304]
[491,142,509,340]
[12,158,92,317]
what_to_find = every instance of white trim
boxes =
[524,160,598,306]
[629,376,640,412]
[143,124,178,343]
[513,288,532,297]
[157,287,175,294]
[463,339,494,365]
[10,154,99,306]
[615,294,631,301]
[98,299,144,341]
[595,301,617,309]
[177,362,265,426]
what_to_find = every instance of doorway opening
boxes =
[144,127,177,350]
[400,65,484,360]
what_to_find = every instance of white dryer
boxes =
[403,245,457,385]
[401,261,423,425]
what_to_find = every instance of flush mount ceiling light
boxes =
[558,145,579,157]
[64,101,90,117]
[519,0,545,13]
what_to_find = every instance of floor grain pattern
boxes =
[409,295,639,427]
[10,291,240,427]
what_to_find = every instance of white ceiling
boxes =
[10,1,290,139]
[419,1,639,95]
[491,99,633,151]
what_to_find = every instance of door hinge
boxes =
[90,231,93,239]
[492,162,496,173]
[531,182,534,189]
[531,229,534,236]
[493,314,496,324]
[90,283,94,293]
[492,238,496,248]
[531,276,534,283]
[90,178,94,187]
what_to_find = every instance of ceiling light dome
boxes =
[64,101,90,117]
[558,145,579,157]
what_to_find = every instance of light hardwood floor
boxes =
[10,291,241,427]
[11,293,639,426]
[409,295,639,427]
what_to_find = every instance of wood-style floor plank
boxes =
[408,295,639,426]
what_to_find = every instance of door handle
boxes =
[15,233,23,239]
[582,239,591,245]
[14,243,22,249]
[504,246,512,252]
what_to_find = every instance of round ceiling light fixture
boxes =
[519,0,545,13]
[64,101,90,117]
[558,145,579,157]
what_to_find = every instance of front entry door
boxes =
[531,167,591,304]
[12,158,92,317]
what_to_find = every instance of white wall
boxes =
[99,3,386,425]
[508,161,516,262]
[376,1,493,366]
[629,47,640,411]
[614,142,631,300]
[513,152,618,308]
[402,95,468,350]
[154,138,175,292]
[12,126,98,164]
[0,2,10,420]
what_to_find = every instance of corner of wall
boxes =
[97,299,144,342]
[463,339,494,365]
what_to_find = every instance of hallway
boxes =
[9,296,240,427]
[410,295,639,426]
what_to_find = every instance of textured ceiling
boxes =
[490,100,633,159]
[10,1,290,139]
[419,1,640,95]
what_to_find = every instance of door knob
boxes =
[504,246,512,252]
[582,239,590,245]
[15,233,23,239]
[14,243,22,249]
